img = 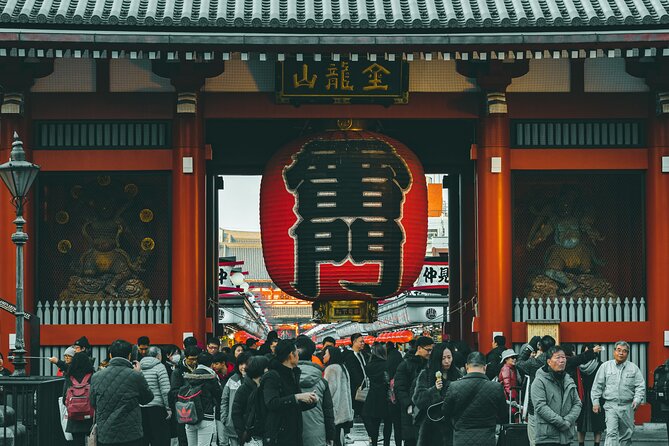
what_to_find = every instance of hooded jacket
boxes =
[140,356,170,408]
[531,366,582,445]
[183,365,223,421]
[90,357,154,444]
[298,360,335,446]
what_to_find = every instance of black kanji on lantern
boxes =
[283,139,412,298]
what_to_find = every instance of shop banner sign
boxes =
[218,259,243,296]
[411,262,449,292]
[276,58,409,105]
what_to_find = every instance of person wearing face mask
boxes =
[412,342,463,446]
[220,351,253,446]
[531,346,582,446]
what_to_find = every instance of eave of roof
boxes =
[1,26,669,48]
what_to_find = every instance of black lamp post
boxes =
[0,133,40,376]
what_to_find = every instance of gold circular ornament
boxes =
[140,209,154,223]
[71,185,83,199]
[337,119,353,130]
[141,237,155,251]
[57,240,72,253]
[55,211,70,224]
[97,175,111,186]
[124,183,138,197]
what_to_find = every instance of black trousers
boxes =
[141,406,171,446]
[98,440,144,446]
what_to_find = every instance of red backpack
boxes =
[65,374,95,421]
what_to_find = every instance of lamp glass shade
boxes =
[0,161,40,201]
[230,272,245,286]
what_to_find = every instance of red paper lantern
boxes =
[261,130,427,301]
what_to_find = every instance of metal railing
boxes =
[0,376,65,446]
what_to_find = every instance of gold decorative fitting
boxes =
[487,92,508,115]
[337,119,353,130]
[140,209,154,223]
[141,237,155,251]
[124,183,139,197]
[97,175,111,186]
[57,240,72,253]
[55,211,70,224]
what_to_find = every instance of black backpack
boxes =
[654,363,669,402]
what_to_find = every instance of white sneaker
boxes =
[344,435,354,444]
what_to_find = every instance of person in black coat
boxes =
[413,342,463,446]
[361,344,392,446]
[63,352,96,446]
[90,339,154,446]
[442,352,507,446]
[262,339,318,446]
[485,335,506,380]
[384,342,403,446]
[394,336,433,446]
[343,333,369,419]
[231,356,270,443]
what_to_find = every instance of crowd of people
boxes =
[39,331,664,446]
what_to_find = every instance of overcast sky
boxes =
[219,176,262,231]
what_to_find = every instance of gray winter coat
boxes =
[140,357,170,408]
[221,372,242,440]
[298,360,336,446]
[90,357,154,444]
[531,366,582,445]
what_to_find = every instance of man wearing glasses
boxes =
[393,336,434,446]
[591,341,646,446]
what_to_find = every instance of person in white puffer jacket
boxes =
[140,346,171,446]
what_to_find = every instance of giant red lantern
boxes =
[260,129,427,302]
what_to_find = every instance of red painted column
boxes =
[171,92,207,345]
[646,104,669,382]
[476,102,513,350]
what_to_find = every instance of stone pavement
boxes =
[345,422,669,445]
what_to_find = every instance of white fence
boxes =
[512,342,648,378]
[38,345,111,376]
[513,297,646,322]
[36,300,171,325]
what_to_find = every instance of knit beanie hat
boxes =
[64,346,76,357]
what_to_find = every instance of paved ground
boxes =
[345,422,669,445]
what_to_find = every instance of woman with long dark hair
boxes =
[323,346,354,446]
[362,343,393,446]
[412,342,462,446]
[63,352,95,446]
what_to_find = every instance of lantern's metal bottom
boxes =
[313,300,378,323]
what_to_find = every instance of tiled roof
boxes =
[0,0,668,30]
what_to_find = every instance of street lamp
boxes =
[0,132,40,376]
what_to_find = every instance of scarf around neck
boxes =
[579,358,599,375]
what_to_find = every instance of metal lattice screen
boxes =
[512,172,645,306]
[36,173,171,307]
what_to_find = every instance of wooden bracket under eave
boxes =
[205,144,213,160]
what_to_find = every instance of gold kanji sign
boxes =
[277,58,409,105]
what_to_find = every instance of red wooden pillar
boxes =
[647,97,669,379]
[476,100,513,349]
[457,61,528,350]
[171,92,207,345]
[153,61,224,346]
[0,58,52,370]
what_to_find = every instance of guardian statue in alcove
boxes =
[524,187,618,301]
